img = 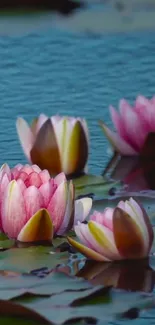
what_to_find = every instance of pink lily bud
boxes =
[0,164,92,242]
[99,95,155,155]
[68,198,154,261]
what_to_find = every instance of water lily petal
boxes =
[99,120,137,155]
[0,164,12,181]
[0,174,10,231]
[11,164,23,179]
[39,180,57,207]
[24,186,44,221]
[54,172,66,186]
[20,164,40,175]
[113,207,145,259]
[88,221,121,260]
[119,99,148,150]
[57,181,75,235]
[135,96,155,130]
[24,172,42,188]
[125,199,149,241]
[16,117,34,161]
[39,170,51,183]
[36,114,48,133]
[110,105,126,140]
[67,236,109,261]
[1,180,27,239]
[30,119,61,175]
[74,197,92,224]
[75,222,111,256]
[47,180,68,233]
[17,209,53,242]
[129,198,154,253]
[62,120,88,175]
[91,208,114,231]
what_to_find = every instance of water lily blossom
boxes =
[99,95,155,155]
[0,164,92,242]
[68,198,154,261]
[16,115,89,176]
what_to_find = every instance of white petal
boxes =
[74,197,92,224]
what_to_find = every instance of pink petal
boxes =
[119,99,148,151]
[20,165,35,175]
[135,95,151,108]
[17,172,28,183]
[74,198,92,224]
[39,181,56,207]
[24,186,44,221]
[0,164,12,182]
[31,165,42,173]
[110,106,126,139]
[1,181,27,239]
[90,209,114,231]
[135,95,155,131]
[99,121,137,155]
[54,172,66,186]
[57,181,74,235]
[11,164,23,179]
[39,170,51,184]
[16,179,26,194]
[117,200,125,210]
[0,174,10,231]
[47,181,68,233]
[24,172,42,188]
[16,118,34,161]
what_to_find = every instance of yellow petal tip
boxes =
[17,208,53,242]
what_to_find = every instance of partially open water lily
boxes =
[0,164,92,242]
[68,198,154,261]
[99,95,155,156]
[16,115,89,176]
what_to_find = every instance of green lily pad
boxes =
[73,174,120,199]
[16,287,154,324]
[0,271,93,300]
[0,246,68,273]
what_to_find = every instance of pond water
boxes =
[0,26,155,175]
[1,12,155,325]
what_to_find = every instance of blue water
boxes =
[0,28,155,175]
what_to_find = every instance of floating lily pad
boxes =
[0,246,68,273]
[73,174,120,199]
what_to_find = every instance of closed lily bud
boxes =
[0,163,92,242]
[16,115,89,176]
[68,198,154,261]
[99,95,155,155]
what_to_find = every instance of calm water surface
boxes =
[0,27,155,174]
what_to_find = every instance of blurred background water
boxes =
[0,24,155,175]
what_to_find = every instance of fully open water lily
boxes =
[16,115,89,176]
[0,164,92,242]
[99,95,155,155]
[68,198,154,261]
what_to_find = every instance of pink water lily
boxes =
[68,198,154,261]
[99,95,155,155]
[16,115,89,176]
[0,164,92,242]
